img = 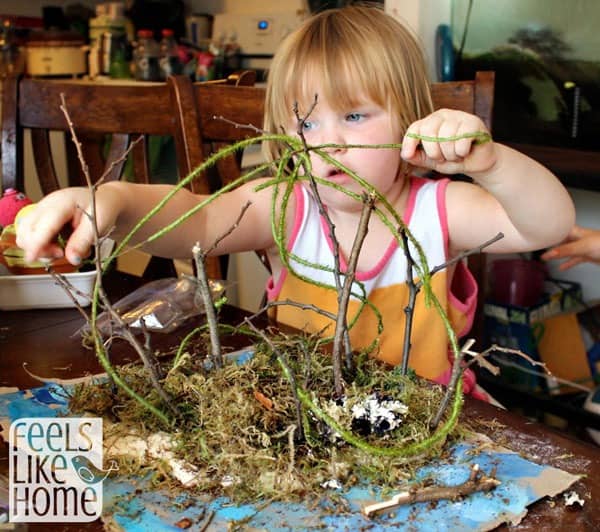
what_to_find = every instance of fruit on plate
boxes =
[0,195,78,275]
[13,202,38,228]
[0,224,77,275]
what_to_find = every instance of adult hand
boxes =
[541,225,600,270]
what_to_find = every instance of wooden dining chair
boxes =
[167,78,266,280]
[0,71,256,277]
[170,71,495,338]
[0,70,257,194]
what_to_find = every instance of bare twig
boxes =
[399,229,419,375]
[213,115,267,135]
[260,299,338,322]
[97,290,180,416]
[46,267,96,322]
[191,201,251,368]
[424,232,504,284]
[96,135,144,187]
[202,200,251,257]
[59,94,177,423]
[430,338,469,430]
[362,463,500,517]
[293,97,352,390]
[193,243,223,369]
[198,509,215,532]
[470,343,550,372]
[331,192,375,391]
[459,338,500,375]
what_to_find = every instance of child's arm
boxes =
[16,179,277,266]
[401,109,575,254]
[541,225,600,270]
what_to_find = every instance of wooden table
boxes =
[1,273,599,531]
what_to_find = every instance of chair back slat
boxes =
[18,81,175,134]
[30,128,61,193]
[431,71,494,130]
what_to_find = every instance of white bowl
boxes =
[0,240,113,310]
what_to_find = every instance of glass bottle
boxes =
[158,28,182,80]
[133,29,160,81]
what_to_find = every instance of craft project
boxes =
[0,99,584,532]
[0,382,581,531]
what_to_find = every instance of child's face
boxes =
[287,89,404,211]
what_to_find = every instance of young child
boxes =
[16,5,574,399]
[542,225,600,270]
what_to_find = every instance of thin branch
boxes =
[362,463,500,517]
[97,290,180,417]
[459,338,499,375]
[399,228,419,375]
[202,200,251,257]
[424,232,504,283]
[331,192,375,390]
[213,115,267,135]
[95,135,145,187]
[193,243,223,369]
[259,299,339,322]
[191,201,251,368]
[46,267,95,322]
[472,343,550,371]
[293,96,353,391]
[431,339,468,430]
[59,94,176,423]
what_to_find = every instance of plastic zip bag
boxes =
[80,276,227,335]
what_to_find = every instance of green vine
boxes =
[92,130,490,452]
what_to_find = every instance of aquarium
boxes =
[451,0,600,151]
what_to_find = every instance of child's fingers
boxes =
[540,248,556,261]
[15,192,93,266]
[453,119,480,158]
[14,207,61,263]
[415,115,444,161]
[58,205,98,266]
[437,120,462,162]
[400,126,422,160]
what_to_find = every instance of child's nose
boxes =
[320,126,347,153]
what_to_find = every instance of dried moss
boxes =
[69,332,459,503]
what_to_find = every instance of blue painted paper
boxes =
[1,384,580,531]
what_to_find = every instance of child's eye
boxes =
[346,112,364,123]
[301,120,315,132]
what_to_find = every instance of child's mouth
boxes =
[326,168,348,182]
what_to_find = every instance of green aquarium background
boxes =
[451,0,600,151]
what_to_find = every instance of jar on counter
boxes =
[158,28,182,80]
[133,29,160,81]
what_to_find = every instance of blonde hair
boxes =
[264,4,434,161]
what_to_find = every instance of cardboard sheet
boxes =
[0,383,582,531]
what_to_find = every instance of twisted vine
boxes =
[93,130,491,451]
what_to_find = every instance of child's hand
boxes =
[15,186,122,266]
[541,225,600,271]
[401,109,495,176]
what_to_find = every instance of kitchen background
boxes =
[0,0,599,311]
